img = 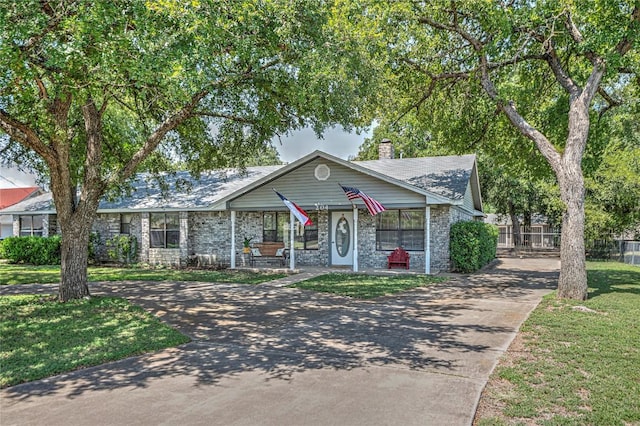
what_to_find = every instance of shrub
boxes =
[0,235,62,265]
[450,221,498,273]
[105,235,138,264]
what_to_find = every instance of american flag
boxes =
[340,184,386,216]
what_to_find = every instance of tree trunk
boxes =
[508,202,522,249]
[58,218,93,301]
[557,164,588,300]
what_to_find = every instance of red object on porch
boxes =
[387,247,410,269]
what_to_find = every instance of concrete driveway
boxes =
[0,258,559,426]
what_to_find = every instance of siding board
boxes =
[230,158,425,210]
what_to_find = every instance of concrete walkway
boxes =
[0,258,559,426]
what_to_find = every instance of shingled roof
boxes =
[353,154,476,201]
[0,166,283,213]
[2,152,481,213]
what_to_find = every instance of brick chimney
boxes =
[378,138,394,160]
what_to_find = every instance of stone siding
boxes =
[78,204,478,270]
[294,210,328,266]
[188,211,234,266]
[188,210,329,267]
[147,248,182,266]
[356,206,446,273]
[140,212,150,263]
[429,205,452,272]
[91,213,142,262]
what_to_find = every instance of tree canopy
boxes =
[0,0,380,300]
[346,0,639,299]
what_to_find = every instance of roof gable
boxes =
[218,150,458,208]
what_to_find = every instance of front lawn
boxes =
[291,272,447,299]
[0,295,190,388]
[0,264,287,285]
[475,261,640,425]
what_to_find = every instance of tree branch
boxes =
[563,10,583,44]
[616,6,640,56]
[597,86,622,119]
[418,14,563,174]
[0,109,56,164]
[112,90,209,185]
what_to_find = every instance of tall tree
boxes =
[0,0,378,301]
[349,0,639,299]
[356,119,563,248]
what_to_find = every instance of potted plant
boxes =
[242,236,253,254]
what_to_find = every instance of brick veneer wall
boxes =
[91,213,142,262]
[188,210,329,267]
[98,205,474,271]
[355,205,451,273]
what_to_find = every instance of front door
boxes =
[331,211,353,266]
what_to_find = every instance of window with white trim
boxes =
[376,209,424,251]
[150,213,179,248]
[19,215,44,237]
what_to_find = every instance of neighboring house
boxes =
[485,213,559,249]
[1,144,484,273]
[0,187,43,239]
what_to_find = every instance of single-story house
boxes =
[1,143,484,273]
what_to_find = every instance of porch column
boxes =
[42,215,49,237]
[425,205,431,274]
[230,210,236,269]
[289,211,295,270]
[353,205,358,272]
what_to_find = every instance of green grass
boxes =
[0,264,287,285]
[0,295,190,388]
[477,261,640,425]
[290,272,447,299]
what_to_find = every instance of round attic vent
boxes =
[314,164,331,181]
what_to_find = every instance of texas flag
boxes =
[273,190,313,226]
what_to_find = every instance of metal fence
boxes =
[622,241,640,266]
[498,228,560,249]
[585,240,640,266]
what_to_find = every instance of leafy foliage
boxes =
[0,0,382,300]
[450,222,498,273]
[0,236,61,265]
[105,235,138,265]
[346,1,639,299]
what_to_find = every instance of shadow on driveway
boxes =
[1,258,559,425]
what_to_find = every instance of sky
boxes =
[273,126,371,163]
[0,167,37,188]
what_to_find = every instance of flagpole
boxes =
[230,210,236,269]
[289,210,295,270]
[353,204,358,272]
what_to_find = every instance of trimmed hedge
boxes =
[0,235,62,265]
[450,221,498,273]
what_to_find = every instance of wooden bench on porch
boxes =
[250,242,288,267]
[387,247,410,269]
